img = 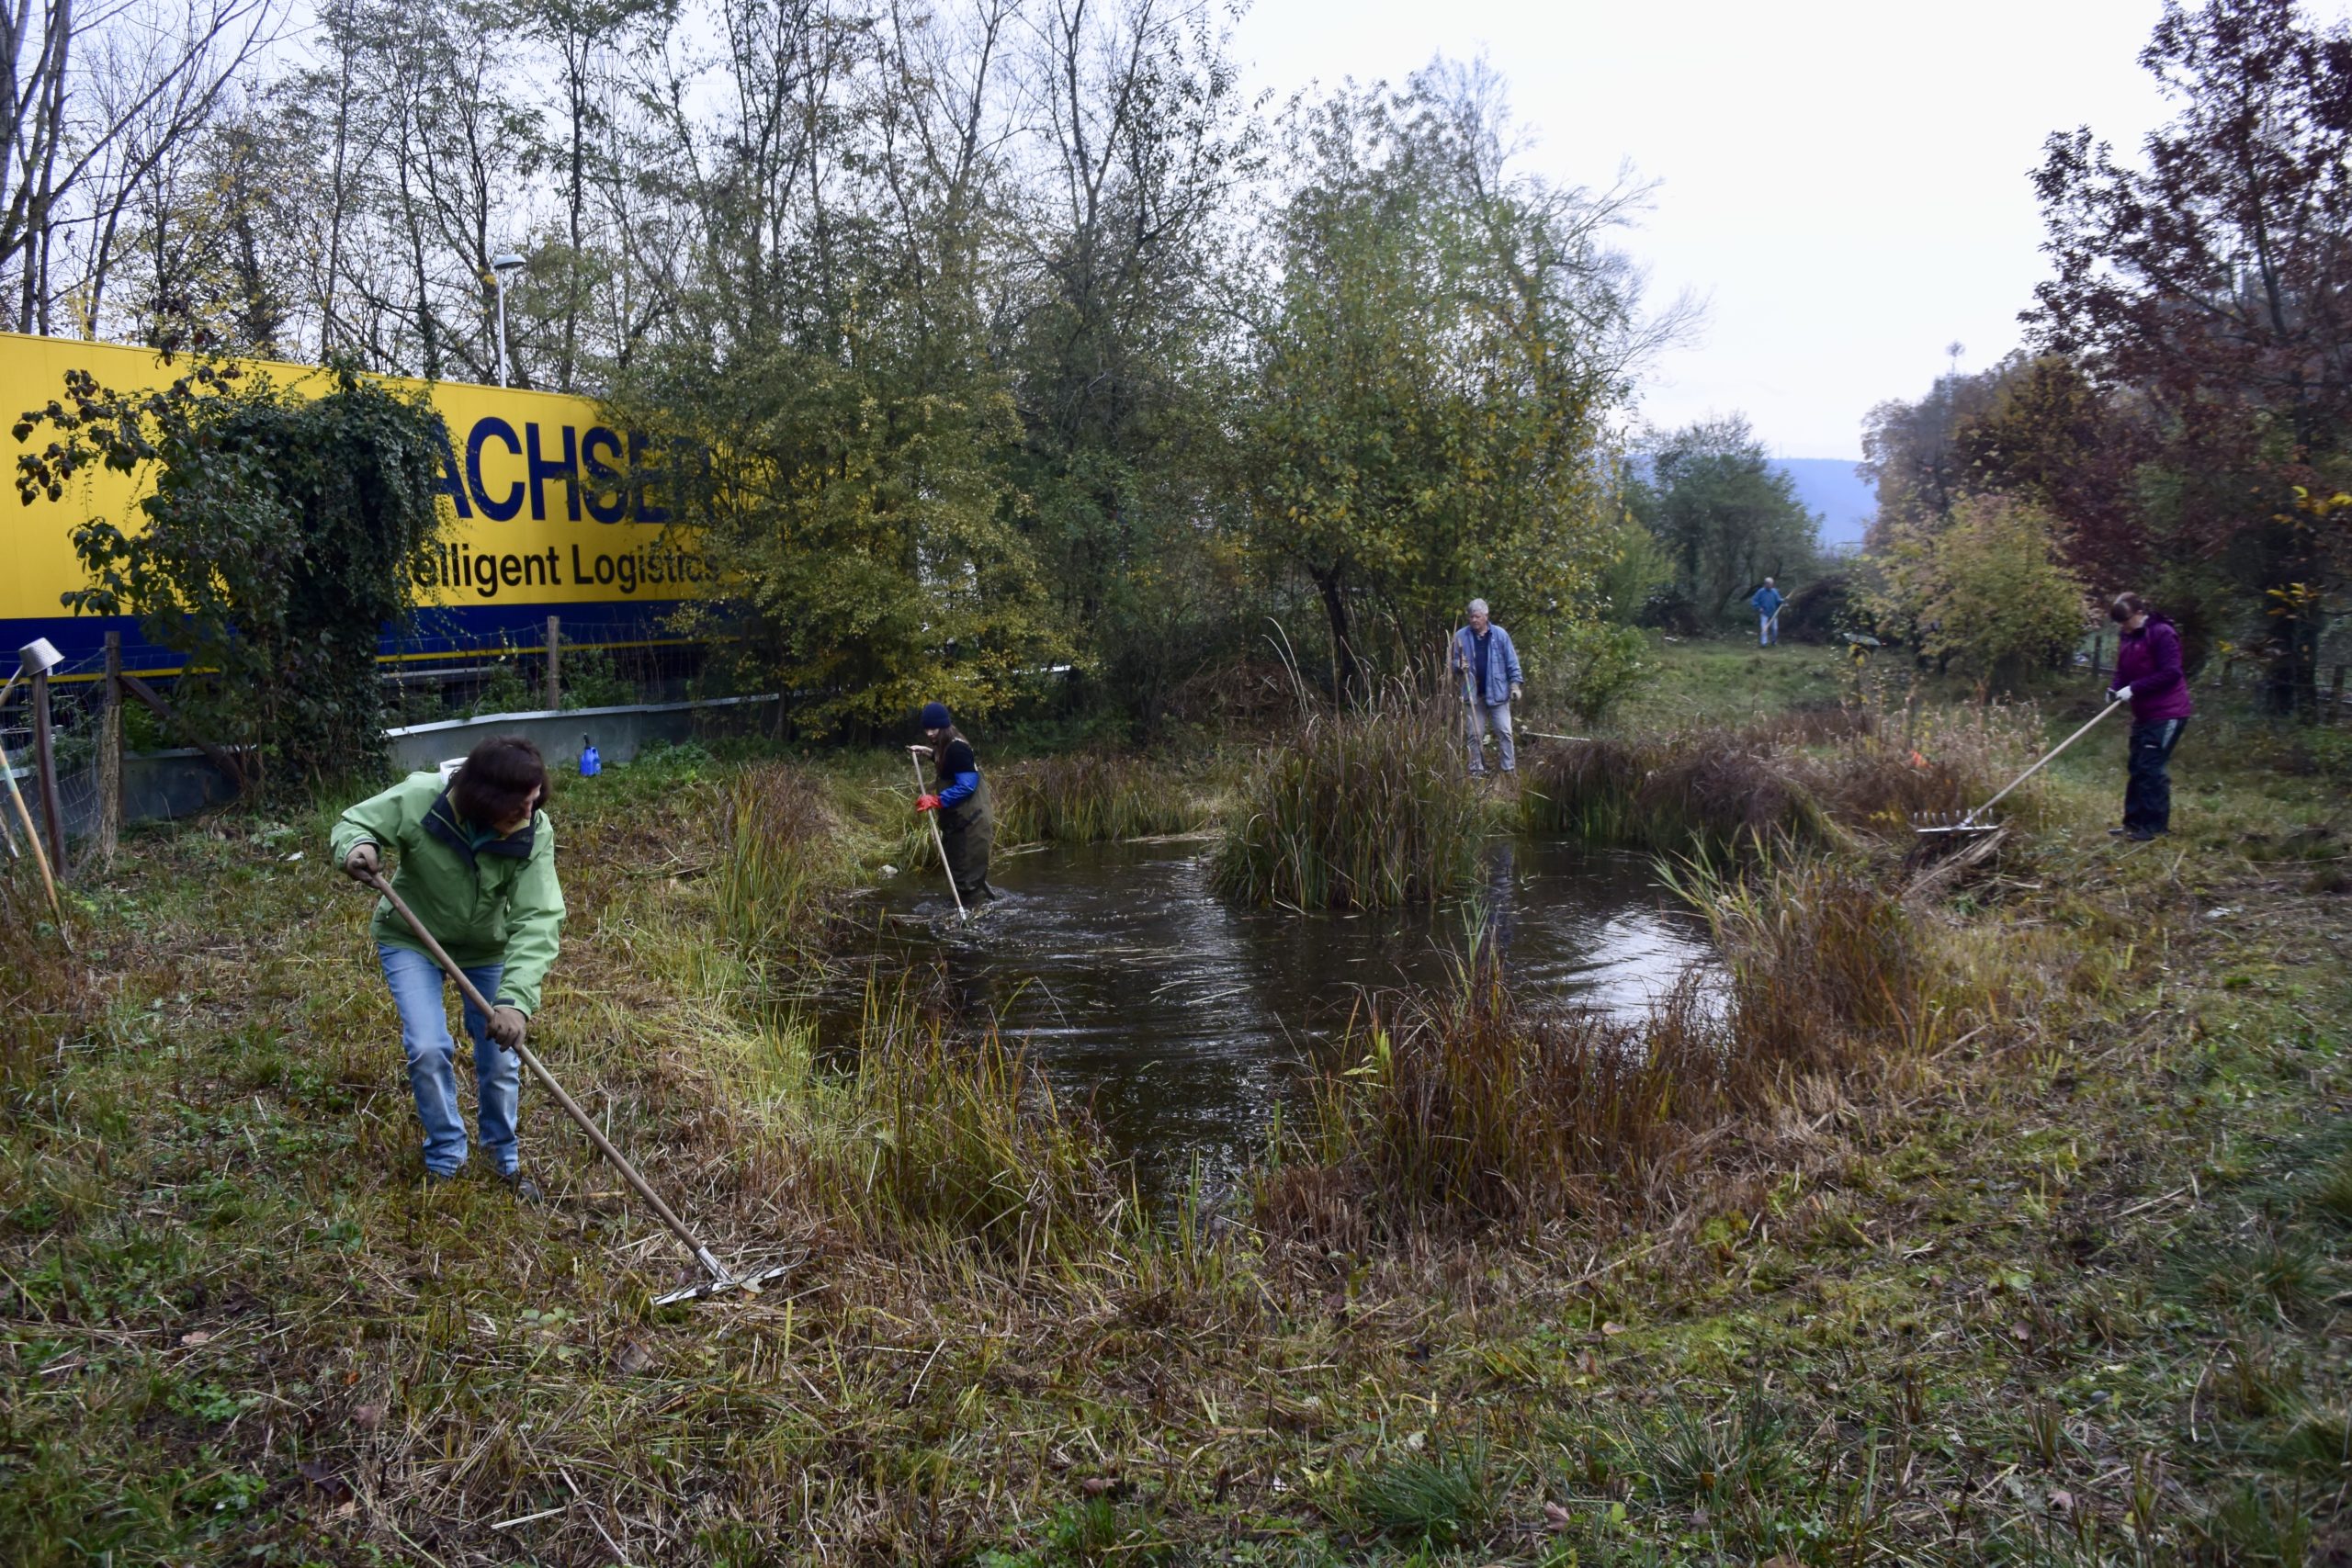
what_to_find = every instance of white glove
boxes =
[1510,683,1523,702]
[2109,685,2133,703]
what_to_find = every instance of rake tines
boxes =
[1912,807,1996,836]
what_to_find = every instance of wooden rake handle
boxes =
[908,749,967,921]
[360,869,729,1284]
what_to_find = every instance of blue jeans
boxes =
[1464,699,1516,774]
[1758,612,1778,646]
[379,943,518,1176]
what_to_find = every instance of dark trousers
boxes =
[2124,718,2188,833]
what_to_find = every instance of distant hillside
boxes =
[1770,457,1875,549]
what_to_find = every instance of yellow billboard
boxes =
[0,333,701,676]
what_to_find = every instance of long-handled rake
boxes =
[1914,696,2125,836]
[907,747,968,922]
[361,870,796,1306]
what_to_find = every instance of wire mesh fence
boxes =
[2,612,713,873]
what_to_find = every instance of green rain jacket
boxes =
[329,773,566,1014]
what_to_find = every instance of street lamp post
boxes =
[491,253,526,387]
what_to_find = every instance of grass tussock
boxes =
[992,749,1205,843]
[798,983,1121,1264]
[1281,852,1942,1232]
[1214,695,1487,909]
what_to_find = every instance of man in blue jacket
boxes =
[1449,599,1524,777]
[1751,578,1785,646]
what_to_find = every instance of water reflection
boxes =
[806,837,1719,1191]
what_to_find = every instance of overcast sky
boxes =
[1230,0,2304,459]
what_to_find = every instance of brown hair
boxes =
[2109,592,2149,623]
[452,735,548,829]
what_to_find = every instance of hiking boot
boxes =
[2108,826,2130,836]
[423,1168,461,1187]
[2125,828,2156,842]
[501,1170,544,1203]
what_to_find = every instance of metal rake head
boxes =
[1911,809,1998,836]
[652,1259,801,1307]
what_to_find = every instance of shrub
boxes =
[1213,695,1487,909]
[1872,495,2089,690]
[18,359,450,792]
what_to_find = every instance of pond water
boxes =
[805,837,1720,1192]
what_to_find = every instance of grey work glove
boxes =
[1510,683,1523,703]
[342,842,381,883]
[487,1005,528,1052]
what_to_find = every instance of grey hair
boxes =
[1466,598,1489,616]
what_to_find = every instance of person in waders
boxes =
[913,701,997,904]
[332,735,566,1197]
[2107,591,2194,841]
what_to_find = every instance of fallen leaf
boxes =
[297,1461,351,1501]
[1543,1501,1574,1533]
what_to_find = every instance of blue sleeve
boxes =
[1501,629,1523,686]
[938,770,979,809]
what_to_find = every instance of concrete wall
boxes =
[384,694,778,774]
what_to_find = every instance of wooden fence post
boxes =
[545,615,561,711]
[97,632,121,860]
[2330,664,2346,726]
[2089,634,2104,680]
[29,667,65,874]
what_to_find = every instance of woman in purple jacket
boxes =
[2107,592,2194,840]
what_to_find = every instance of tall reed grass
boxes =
[714,763,835,957]
[800,982,1120,1265]
[992,750,1204,843]
[1273,851,1942,1232]
[1214,697,1487,909]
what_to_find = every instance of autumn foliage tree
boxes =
[1239,65,1677,699]
[2028,0,2352,715]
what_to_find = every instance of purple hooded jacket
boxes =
[2113,613,2194,723]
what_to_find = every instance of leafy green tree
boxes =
[1238,63,1668,699]
[1628,415,1820,624]
[1873,495,2088,691]
[14,359,450,788]
[619,338,1062,739]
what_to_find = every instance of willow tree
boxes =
[1238,62,1682,699]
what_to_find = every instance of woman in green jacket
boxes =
[331,736,566,1194]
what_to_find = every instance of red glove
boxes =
[915,794,941,812]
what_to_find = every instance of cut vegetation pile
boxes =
[1519,698,2037,852]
